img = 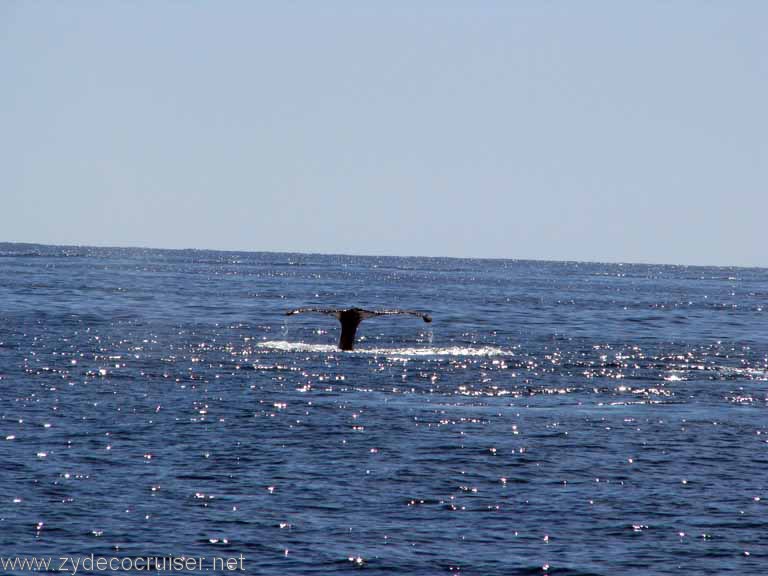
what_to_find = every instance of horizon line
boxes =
[0,239,764,271]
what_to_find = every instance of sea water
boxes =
[0,243,766,575]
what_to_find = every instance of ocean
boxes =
[0,243,766,575]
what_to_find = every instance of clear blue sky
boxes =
[2,2,765,266]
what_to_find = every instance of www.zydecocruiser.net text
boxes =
[1,554,246,574]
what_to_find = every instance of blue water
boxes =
[1,242,766,575]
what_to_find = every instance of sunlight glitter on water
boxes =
[2,244,767,575]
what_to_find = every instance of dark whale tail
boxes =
[284,307,432,351]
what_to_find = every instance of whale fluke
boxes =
[284,307,432,351]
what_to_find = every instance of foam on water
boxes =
[257,340,339,353]
[257,340,507,357]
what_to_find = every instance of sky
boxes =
[1,2,766,267]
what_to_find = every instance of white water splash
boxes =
[258,340,337,353]
[257,340,507,357]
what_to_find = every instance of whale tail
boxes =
[284,307,432,351]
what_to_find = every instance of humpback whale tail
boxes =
[284,307,432,351]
